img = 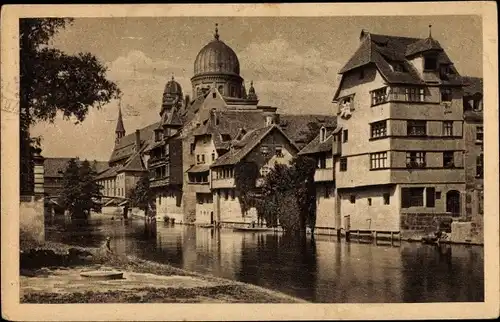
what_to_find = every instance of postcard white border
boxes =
[1,2,499,321]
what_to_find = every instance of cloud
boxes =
[239,38,341,84]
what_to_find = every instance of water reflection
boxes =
[45,217,484,303]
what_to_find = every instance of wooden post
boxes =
[374,231,378,241]
[390,231,394,242]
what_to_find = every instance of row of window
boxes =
[196,153,216,164]
[369,120,457,138]
[339,151,459,171]
[401,187,438,208]
[259,145,284,158]
[369,86,453,107]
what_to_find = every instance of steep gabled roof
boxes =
[109,122,160,163]
[211,125,299,167]
[120,152,146,172]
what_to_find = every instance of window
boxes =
[371,121,387,138]
[318,155,327,169]
[443,152,454,168]
[212,153,216,162]
[223,190,228,201]
[201,154,205,164]
[443,121,453,136]
[370,152,388,169]
[324,186,330,199]
[401,187,424,208]
[260,146,270,155]
[426,187,436,207]
[476,126,483,142]
[190,143,195,155]
[230,189,235,200]
[340,157,347,172]
[476,154,483,178]
[441,88,452,102]
[407,120,426,136]
[405,88,425,102]
[436,191,441,199]
[424,56,437,70]
[260,166,271,177]
[406,152,426,168]
[383,193,390,205]
[371,87,388,106]
[196,155,201,164]
[218,85,224,95]
[473,99,483,112]
[350,195,356,204]
[343,130,348,143]
[368,198,372,206]
[221,134,231,141]
[320,127,327,142]
[393,63,406,72]
[275,146,284,158]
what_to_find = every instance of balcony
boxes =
[148,156,167,168]
[150,177,170,188]
[212,177,235,189]
[189,182,211,193]
[314,168,334,182]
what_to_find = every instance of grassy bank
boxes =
[20,241,306,304]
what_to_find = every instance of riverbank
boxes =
[20,241,306,304]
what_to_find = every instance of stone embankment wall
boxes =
[20,196,45,244]
[450,219,483,244]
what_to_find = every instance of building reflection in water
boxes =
[44,218,484,303]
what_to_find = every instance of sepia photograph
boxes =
[1,2,499,321]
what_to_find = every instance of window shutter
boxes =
[401,188,410,208]
[426,187,436,207]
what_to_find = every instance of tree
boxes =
[128,174,154,218]
[257,155,317,238]
[234,161,260,216]
[20,18,121,194]
[60,159,103,220]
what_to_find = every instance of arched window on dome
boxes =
[320,127,327,143]
[218,85,224,96]
[196,86,202,96]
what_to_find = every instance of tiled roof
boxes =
[463,76,483,96]
[109,122,160,163]
[279,114,337,149]
[186,164,210,173]
[211,125,299,167]
[298,127,337,155]
[44,158,108,177]
[120,152,146,172]
[95,166,120,180]
[337,31,459,91]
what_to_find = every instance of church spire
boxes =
[115,101,125,143]
[214,23,220,40]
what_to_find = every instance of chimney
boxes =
[360,29,370,42]
[135,129,141,152]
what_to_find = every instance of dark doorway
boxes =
[446,190,461,217]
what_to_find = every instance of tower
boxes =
[115,102,125,144]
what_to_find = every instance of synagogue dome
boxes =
[193,24,240,77]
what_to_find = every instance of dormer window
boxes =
[441,88,452,102]
[319,127,327,142]
[265,115,273,126]
[424,55,438,71]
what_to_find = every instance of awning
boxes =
[186,164,210,173]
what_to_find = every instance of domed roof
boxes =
[193,24,240,76]
[163,76,183,96]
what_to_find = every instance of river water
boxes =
[45,216,484,303]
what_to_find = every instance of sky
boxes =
[30,15,483,161]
